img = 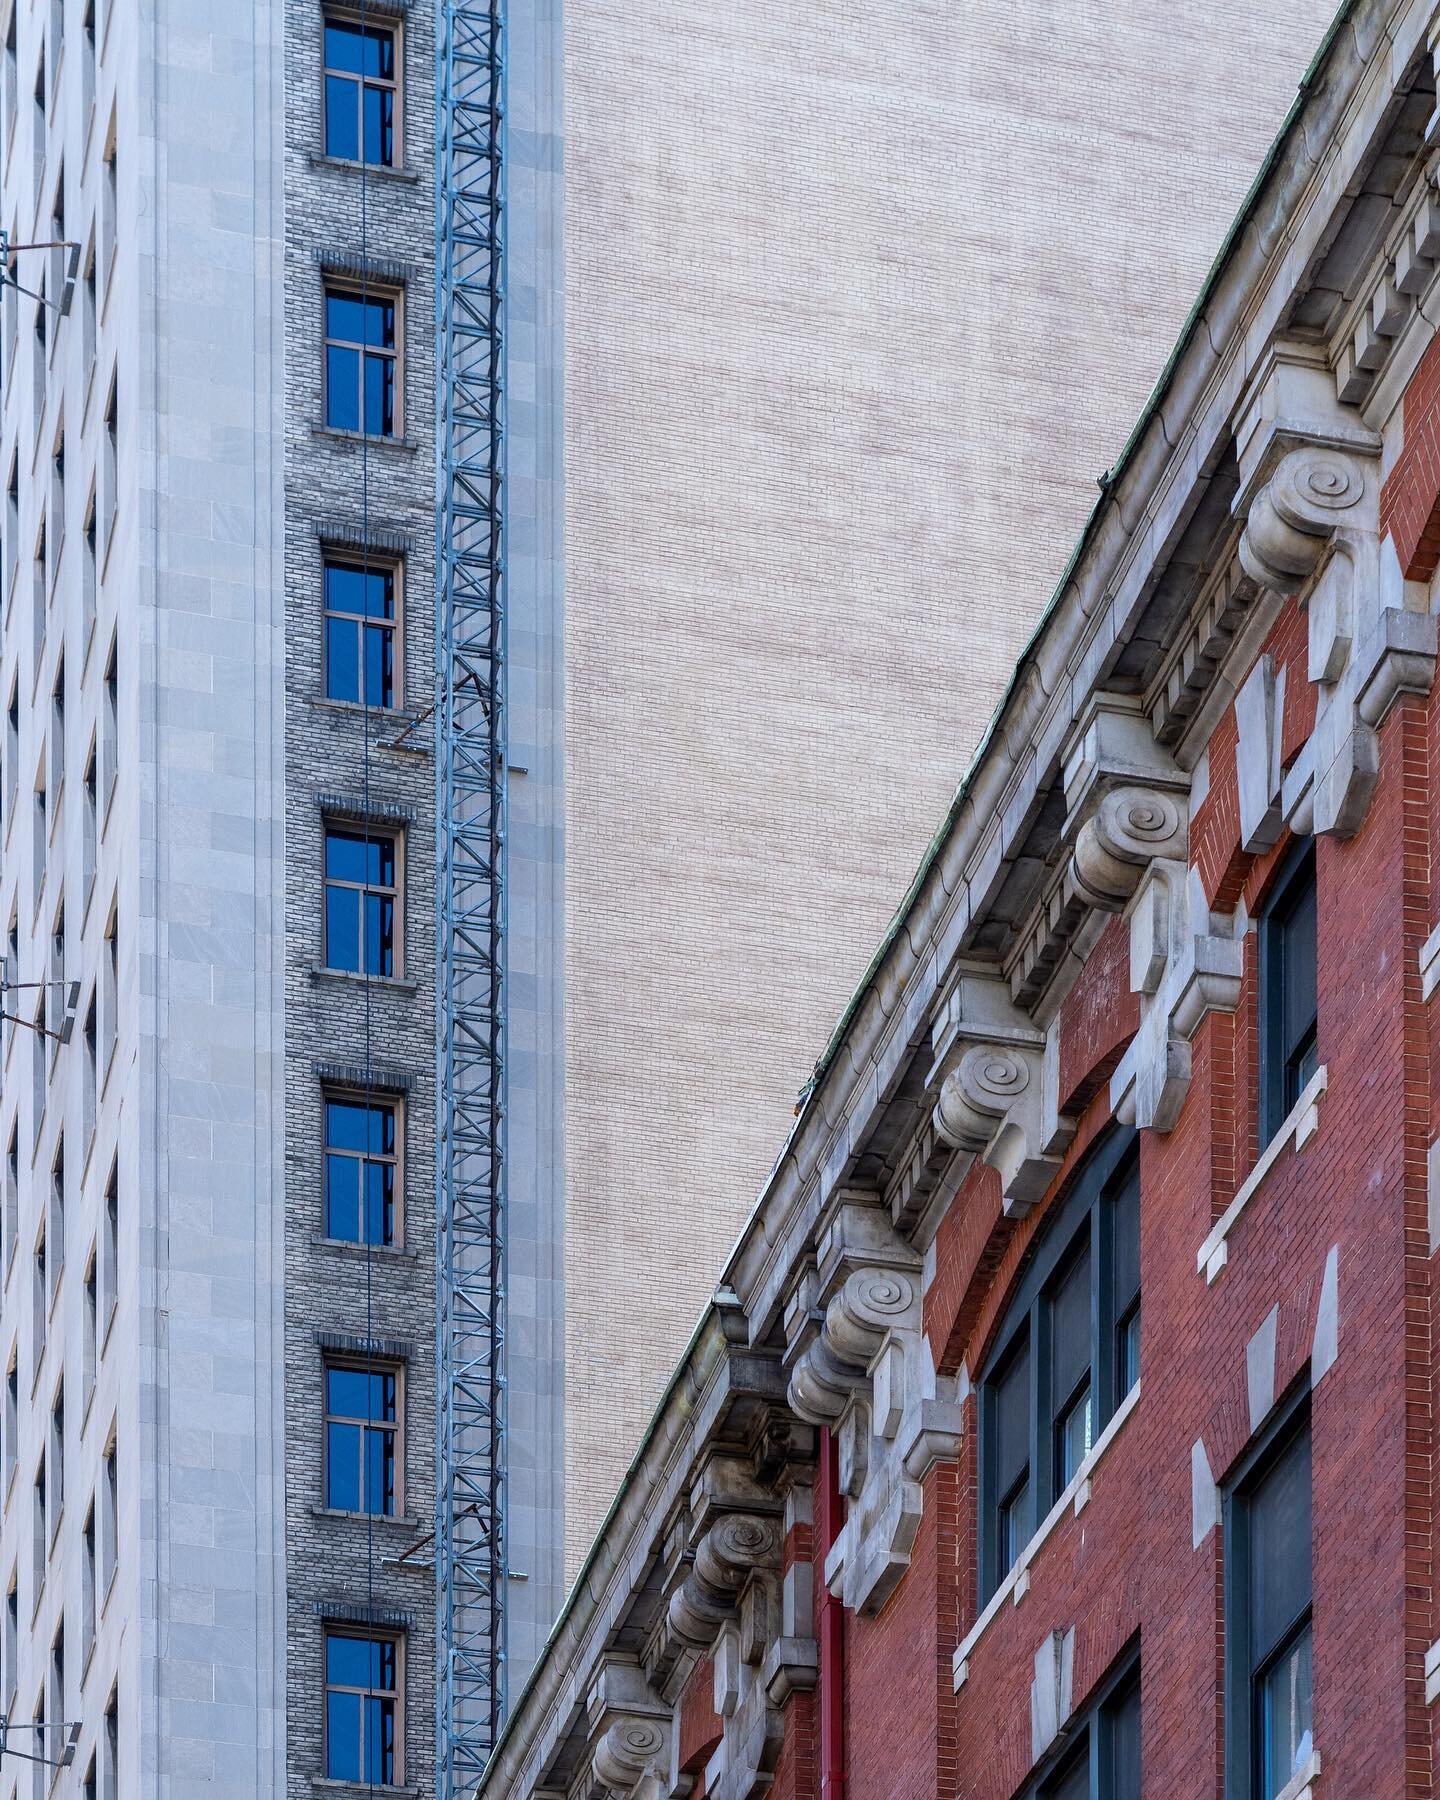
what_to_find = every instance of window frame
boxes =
[321,549,402,711]
[322,1356,404,1518]
[321,8,402,168]
[1223,1385,1313,1800]
[977,1129,1139,1604]
[1258,838,1318,1145]
[324,1625,403,1786]
[322,820,402,978]
[1022,1644,1142,1799]
[321,280,402,439]
[321,1086,402,1247]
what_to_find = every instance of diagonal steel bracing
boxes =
[436,0,508,1791]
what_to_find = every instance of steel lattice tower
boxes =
[435,0,508,1790]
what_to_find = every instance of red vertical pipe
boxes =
[818,1428,846,1800]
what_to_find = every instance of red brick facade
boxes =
[798,372,1440,1795]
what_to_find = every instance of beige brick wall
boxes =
[561,0,1337,1568]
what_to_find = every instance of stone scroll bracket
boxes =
[581,1655,684,1800]
[1110,859,1244,1134]
[1235,351,1437,840]
[929,968,1074,1218]
[646,1431,817,1800]
[784,1198,963,1618]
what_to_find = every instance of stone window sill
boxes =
[306,152,421,185]
[313,1784,418,1799]
[308,696,432,755]
[310,1234,416,1262]
[952,1380,1141,1691]
[309,967,418,997]
[1276,1751,1320,1800]
[310,1506,421,1530]
[310,424,419,454]
[1197,1065,1328,1284]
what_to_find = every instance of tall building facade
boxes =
[0,1,1335,1797]
[480,5,1440,1796]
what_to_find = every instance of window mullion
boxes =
[1093,1195,1113,1430]
[1031,1303,1050,1521]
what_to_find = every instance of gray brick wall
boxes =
[282,0,440,1791]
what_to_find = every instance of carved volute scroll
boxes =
[928,970,1071,1216]
[1238,441,1436,839]
[784,1199,962,1617]
[1070,784,1188,911]
[649,1433,817,1800]
[581,1656,680,1800]
[667,1511,782,1650]
[1239,444,1373,596]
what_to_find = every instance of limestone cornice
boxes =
[1331,146,1440,418]
[1147,543,1263,753]
[579,1657,679,1800]
[1234,373,1437,836]
[926,969,1073,1216]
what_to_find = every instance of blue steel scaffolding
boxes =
[435,0,508,1792]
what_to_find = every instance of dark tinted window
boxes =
[979,1132,1139,1599]
[1027,1656,1141,1799]
[1260,843,1318,1139]
[1227,1403,1313,1799]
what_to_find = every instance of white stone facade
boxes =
[0,0,287,1793]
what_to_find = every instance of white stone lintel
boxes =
[1427,1635,1440,1704]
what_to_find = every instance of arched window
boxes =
[978,1129,1139,1602]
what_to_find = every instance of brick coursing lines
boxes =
[1401,697,1434,1797]
[282,0,440,1790]
[1384,333,1440,580]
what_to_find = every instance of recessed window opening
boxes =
[324,1361,400,1516]
[1259,841,1318,1142]
[323,824,398,976]
[323,285,398,438]
[323,554,398,708]
[323,13,398,166]
[325,1630,400,1785]
[1225,1393,1313,1799]
[978,1131,1140,1602]
[324,1091,398,1245]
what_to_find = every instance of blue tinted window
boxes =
[363,85,394,165]
[324,1097,398,1245]
[324,293,397,436]
[325,1631,398,1783]
[324,1152,360,1240]
[326,1690,361,1781]
[323,74,358,161]
[325,829,394,887]
[324,22,366,74]
[324,344,360,432]
[323,20,396,166]
[324,561,397,707]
